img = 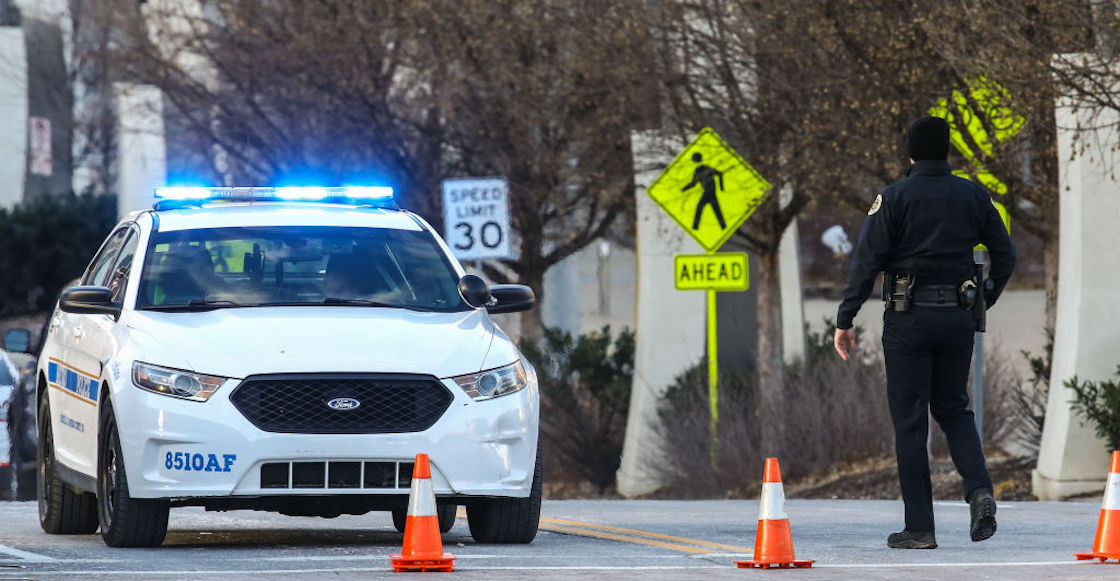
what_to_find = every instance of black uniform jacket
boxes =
[836,160,1017,330]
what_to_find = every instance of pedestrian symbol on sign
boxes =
[647,128,769,253]
[683,153,726,230]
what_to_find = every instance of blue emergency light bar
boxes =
[153,186,397,210]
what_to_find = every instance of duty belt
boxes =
[910,284,960,308]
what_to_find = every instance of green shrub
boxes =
[0,193,118,315]
[1066,366,1120,451]
[520,326,634,493]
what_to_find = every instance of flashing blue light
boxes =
[155,187,213,200]
[275,186,332,200]
[342,186,394,199]
[152,186,396,208]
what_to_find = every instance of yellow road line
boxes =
[539,523,716,554]
[540,517,753,553]
[453,508,753,555]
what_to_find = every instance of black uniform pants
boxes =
[882,306,993,533]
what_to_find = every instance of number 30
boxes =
[453,221,503,251]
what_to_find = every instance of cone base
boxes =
[390,553,456,572]
[735,559,814,569]
[1074,552,1120,563]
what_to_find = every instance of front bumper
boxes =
[113,373,539,500]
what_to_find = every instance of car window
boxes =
[136,226,467,312]
[106,230,140,302]
[0,355,13,385]
[82,228,130,286]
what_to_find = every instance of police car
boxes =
[36,187,540,547]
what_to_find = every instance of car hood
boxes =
[124,307,499,379]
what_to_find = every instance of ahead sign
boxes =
[675,253,749,291]
[442,177,512,261]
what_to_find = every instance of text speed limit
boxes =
[442,177,512,261]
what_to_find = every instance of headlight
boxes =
[453,360,529,401]
[132,362,226,402]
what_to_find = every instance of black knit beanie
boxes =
[906,116,950,161]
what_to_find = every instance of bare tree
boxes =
[97,1,446,216]
[95,0,650,340]
[418,0,651,339]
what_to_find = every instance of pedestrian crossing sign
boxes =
[647,128,770,252]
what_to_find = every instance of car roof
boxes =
[151,202,424,233]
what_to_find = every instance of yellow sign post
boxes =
[648,128,769,457]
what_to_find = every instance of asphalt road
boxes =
[0,498,1115,580]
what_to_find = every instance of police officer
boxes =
[833,116,1016,549]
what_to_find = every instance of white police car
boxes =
[36,187,540,547]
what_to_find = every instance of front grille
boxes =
[260,460,415,489]
[230,374,453,434]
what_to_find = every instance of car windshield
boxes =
[136,226,467,312]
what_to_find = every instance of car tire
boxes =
[392,502,457,534]
[98,408,169,547]
[467,448,541,544]
[37,399,98,535]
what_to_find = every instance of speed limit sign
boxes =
[441,177,512,261]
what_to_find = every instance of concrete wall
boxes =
[616,130,707,497]
[779,185,806,363]
[115,84,166,215]
[22,16,71,198]
[541,239,636,337]
[0,27,26,209]
[1033,77,1120,499]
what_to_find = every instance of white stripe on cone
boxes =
[408,476,438,517]
[758,482,788,520]
[1103,473,1120,511]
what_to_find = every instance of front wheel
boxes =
[97,409,169,547]
[37,398,98,534]
[467,448,541,544]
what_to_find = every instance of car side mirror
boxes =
[59,286,123,318]
[458,275,493,309]
[487,285,535,314]
[3,328,30,353]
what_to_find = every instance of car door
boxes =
[51,227,132,474]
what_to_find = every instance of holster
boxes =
[882,271,916,312]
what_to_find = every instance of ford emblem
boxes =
[326,397,361,411]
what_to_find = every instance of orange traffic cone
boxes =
[390,454,455,572]
[1075,450,1120,563]
[736,458,813,569]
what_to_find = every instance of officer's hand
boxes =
[834,327,856,361]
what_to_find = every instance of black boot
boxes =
[968,488,997,542]
[887,530,937,549]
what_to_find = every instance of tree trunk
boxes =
[519,267,545,344]
[754,249,786,457]
[1042,232,1058,333]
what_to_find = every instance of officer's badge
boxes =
[868,194,883,216]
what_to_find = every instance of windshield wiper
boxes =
[321,297,432,311]
[144,299,251,311]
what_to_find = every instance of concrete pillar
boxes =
[0,27,27,209]
[115,84,166,216]
[1032,83,1119,500]
[616,131,706,497]
[778,185,806,363]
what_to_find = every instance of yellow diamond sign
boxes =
[648,128,770,252]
